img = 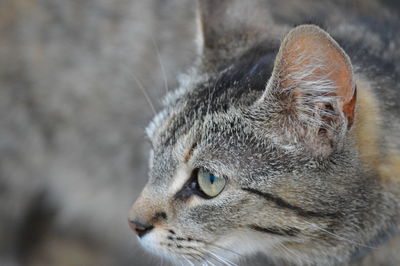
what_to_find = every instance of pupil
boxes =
[209,174,215,184]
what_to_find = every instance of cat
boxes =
[128,0,400,265]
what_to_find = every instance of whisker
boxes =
[170,236,242,266]
[205,242,243,258]
[151,34,169,94]
[184,237,244,264]
[276,243,290,257]
[207,255,229,266]
[276,242,300,262]
[207,250,237,266]
[132,72,157,115]
[184,257,195,266]
[198,248,228,266]
[180,246,207,264]
[177,255,184,266]
[199,259,208,266]
[206,259,217,266]
[302,221,377,250]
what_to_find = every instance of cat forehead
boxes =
[146,42,277,146]
[149,109,287,167]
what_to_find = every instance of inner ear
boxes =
[270,25,356,127]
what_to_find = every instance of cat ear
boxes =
[196,0,271,68]
[264,25,356,157]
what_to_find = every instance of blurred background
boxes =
[0,0,196,265]
[0,0,399,265]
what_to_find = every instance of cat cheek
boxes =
[138,229,163,251]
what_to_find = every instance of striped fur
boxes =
[130,1,400,265]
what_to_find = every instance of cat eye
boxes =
[196,169,226,198]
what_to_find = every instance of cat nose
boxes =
[128,219,154,238]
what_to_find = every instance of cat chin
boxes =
[136,229,265,264]
[137,229,173,260]
[211,230,284,262]
[137,231,158,251]
[138,228,305,265]
[137,229,208,264]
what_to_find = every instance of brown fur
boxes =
[351,79,381,168]
[352,79,400,184]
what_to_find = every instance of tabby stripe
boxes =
[249,225,300,237]
[242,187,340,219]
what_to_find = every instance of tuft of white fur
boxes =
[266,47,344,130]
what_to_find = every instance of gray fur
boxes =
[132,1,400,265]
[1,0,399,265]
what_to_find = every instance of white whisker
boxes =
[184,257,195,266]
[132,72,157,115]
[276,242,301,264]
[303,221,376,250]
[207,250,237,266]
[206,259,217,266]
[151,34,169,94]
[206,242,243,258]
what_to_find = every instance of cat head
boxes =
[128,1,374,265]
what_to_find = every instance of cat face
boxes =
[129,2,380,265]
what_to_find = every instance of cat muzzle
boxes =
[128,219,154,238]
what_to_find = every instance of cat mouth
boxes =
[138,228,241,265]
[159,240,239,266]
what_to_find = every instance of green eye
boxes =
[197,169,226,198]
